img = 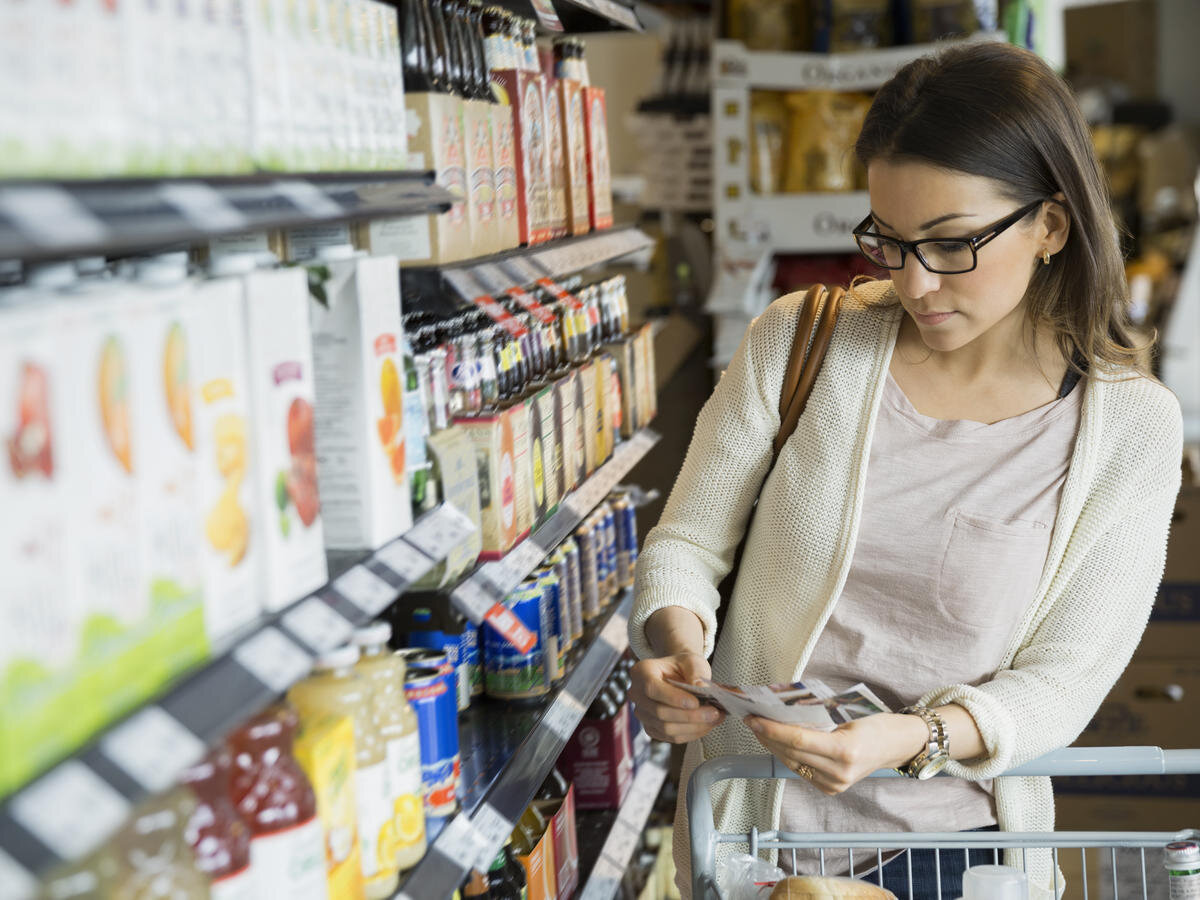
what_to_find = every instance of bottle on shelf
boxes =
[101,789,211,899]
[400,0,434,93]
[181,751,257,899]
[462,868,491,900]
[537,767,570,802]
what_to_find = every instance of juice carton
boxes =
[510,399,535,542]
[543,79,569,241]
[411,425,483,588]
[577,361,597,477]
[529,384,561,528]
[554,371,581,494]
[463,96,501,256]
[491,71,552,245]
[279,0,328,170]
[538,785,580,900]
[242,267,329,611]
[491,101,521,251]
[373,1,408,170]
[558,79,590,236]
[293,712,366,900]
[190,267,262,644]
[454,412,519,560]
[306,250,412,551]
[560,704,634,810]
[244,0,293,170]
[514,819,557,900]
[582,86,614,231]
[131,263,209,683]
[0,301,91,792]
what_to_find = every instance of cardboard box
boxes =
[578,361,598,477]
[306,252,412,551]
[542,78,569,240]
[396,92,471,264]
[638,323,658,423]
[463,98,501,256]
[593,352,615,466]
[558,79,590,236]
[582,86,614,231]
[242,267,329,611]
[555,371,582,494]
[560,703,634,810]
[411,425,484,589]
[454,412,520,560]
[491,101,521,251]
[529,384,562,528]
[604,338,639,439]
[515,817,558,900]
[511,399,535,541]
[536,785,580,900]
[1076,661,1200,750]
[491,70,552,245]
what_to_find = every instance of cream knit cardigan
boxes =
[630,282,1183,899]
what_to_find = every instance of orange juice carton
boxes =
[553,371,581,494]
[463,97,501,255]
[243,0,293,170]
[558,79,590,236]
[577,360,597,477]
[491,101,521,251]
[242,266,329,610]
[515,819,558,900]
[582,86,613,231]
[131,258,209,683]
[491,71,552,245]
[537,785,579,900]
[305,249,412,551]
[454,412,519,560]
[0,299,91,792]
[190,262,262,644]
[293,712,366,900]
[542,79,569,240]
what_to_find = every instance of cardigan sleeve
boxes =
[919,391,1183,779]
[627,299,793,660]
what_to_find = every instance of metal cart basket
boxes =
[688,747,1200,900]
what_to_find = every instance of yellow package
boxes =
[294,712,366,900]
[783,91,872,193]
[726,0,807,51]
[750,92,788,195]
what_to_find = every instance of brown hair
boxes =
[854,40,1148,375]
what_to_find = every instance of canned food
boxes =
[599,504,618,601]
[550,550,581,646]
[561,538,584,641]
[483,582,554,699]
[406,619,470,712]
[403,664,460,817]
[611,495,637,588]
[536,568,567,680]
[574,523,601,623]
[459,625,482,698]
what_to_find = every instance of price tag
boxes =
[274,179,342,217]
[542,691,585,741]
[159,182,248,231]
[507,285,557,326]
[373,539,435,586]
[528,0,563,31]
[535,277,585,310]
[484,602,537,654]
[11,762,131,861]
[234,627,313,693]
[282,596,354,652]
[602,819,641,867]
[450,579,495,623]
[580,853,624,900]
[333,566,396,615]
[100,707,207,794]
[0,848,37,900]
[443,268,483,301]
[621,763,662,829]
[407,503,479,561]
[469,803,513,871]
[472,293,528,339]
[479,539,546,595]
[471,262,513,295]
[599,611,628,653]
[0,186,108,248]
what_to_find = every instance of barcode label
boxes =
[373,539,435,586]
[603,819,640,867]
[274,179,342,217]
[282,596,354,652]
[0,186,108,248]
[443,268,482,301]
[407,504,479,561]
[471,262,512,295]
[451,579,495,622]
[234,627,313,693]
[470,803,513,871]
[333,566,396,615]
[11,762,130,861]
[0,848,37,900]
[100,707,207,794]
[160,182,248,231]
[599,612,628,653]
[542,691,585,741]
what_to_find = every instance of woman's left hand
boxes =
[745,713,929,796]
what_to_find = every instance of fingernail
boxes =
[705,709,719,722]
[747,719,762,733]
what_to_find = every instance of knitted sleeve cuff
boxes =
[627,583,719,660]
[918,683,1017,780]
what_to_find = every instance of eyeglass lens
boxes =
[856,235,976,273]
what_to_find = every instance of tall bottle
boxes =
[102,790,211,900]
[351,623,428,873]
[434,0,465,96]
[481,6,511,72]
[399,0,433,92]
[182,752,256,900]
[227,708,327,900]
[467,1,491,98]
[421,0,450,92]
[289,647,400,899]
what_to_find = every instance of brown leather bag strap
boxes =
[771,284,844,461]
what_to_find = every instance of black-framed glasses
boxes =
[852,199,1048,275]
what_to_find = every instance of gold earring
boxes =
[1042,249,1051,265]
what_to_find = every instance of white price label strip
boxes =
[602,819,641,868]
[0,848,37,900]
[11,762,131,861]
[620,763,662,829]
[333,566,396,615]
[479,539,546,595]
[159,182,248,231]
[274,179,342,217]
[100,707,206,794]
[542,691,585,741]
[451,579,496,623]
[500,256,542,286]
[472,262,513,295]
[470,803,514,871]
[407,503,479,561]
[437,811,507,873]
[599,612,628,653]
[443,268,483,301]
[234,627,313,693]
[0,186,108,248]
[282,596,354,652]
[580,854,624,900]
[373,539,435,586]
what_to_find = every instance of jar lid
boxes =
[315,645,360,670]
[1165,841,1200,869]
[351,622,392,647]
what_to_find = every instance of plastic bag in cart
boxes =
[716,853,785,900]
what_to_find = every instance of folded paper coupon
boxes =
[667,678,891,730]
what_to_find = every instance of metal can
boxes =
[599,503,618,601]
[551,549,581,646]
[561,538,584,642]
[586,515,606,606]
[611,494,638,588]
[403,664,460,818]
[407,617,470,712]
[574,522,601,623]
[483,581,553,700]
[536,568,567,680]
[459,625,482,698]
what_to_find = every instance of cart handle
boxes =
[687,746,1200,900]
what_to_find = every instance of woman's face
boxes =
[865,159,1056,354]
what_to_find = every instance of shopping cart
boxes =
[688,747,1200,900]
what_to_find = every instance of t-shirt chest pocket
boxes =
[936,510,1053,630]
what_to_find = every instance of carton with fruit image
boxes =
[306,251,412,551]
[243,267,328,611]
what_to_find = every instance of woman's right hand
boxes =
[630,651,725,744]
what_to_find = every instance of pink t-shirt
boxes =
[780,371,1083,875]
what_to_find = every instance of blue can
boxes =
[403,663,460,817]
[407,614,469,712]
[561,539,584,640]
[459,625,482,698]
[599,504,618,602]
[537,568,567,678]
[588,515,609,608]
[483,581,552,699]
[612,495,637,588]
[551,550,581,645]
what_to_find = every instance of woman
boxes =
[628,41,1182,900]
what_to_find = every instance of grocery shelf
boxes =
[494,0,642,33]
[394,591,636,900]
[400,225,655,315]
[0,170,454,263]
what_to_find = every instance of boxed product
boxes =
[556,370,584,493]
[592,353,615,466]
[491,102,522,251]
[375,2,409,170]
[244,0,295,170]
[293,712,366,899]
[576,361,597,478]
[582,86,614,231]
[463,97,501,256]
[514,817,558,900]
[411,425,484,589]
[491,70,552,245]
[510,399,535,542]
[557,79,590,236]
[542,78,569,241]
[529,384,562,527]
[306,251,413,551]
[242,267,329,611]
[604,338,640,439]
[536,785,580,900]
[635,324,657,428]
[454,412,520,560]
[402,339,438,519]
[189,275,262,644]
[560,704,634,810]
